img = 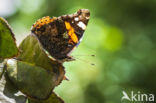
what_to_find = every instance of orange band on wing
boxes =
[33,16,57,29]
[65,21,78,43]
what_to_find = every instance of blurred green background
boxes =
[1,0,156,103]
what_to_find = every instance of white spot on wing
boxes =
[77,21,86,30]
[74,17,79,21]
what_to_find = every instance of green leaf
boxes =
[5,34,65,100]
[6,59,59,100]
[27,92,64,103]
[0,17,18,58]
[0,74,27,103]
[17,35,65,86]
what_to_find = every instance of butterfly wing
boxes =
[31,9,90,62]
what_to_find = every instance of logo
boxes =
[31,9,90,63]
[121,91,155,102]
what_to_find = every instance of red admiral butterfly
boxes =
[31,9,90,62]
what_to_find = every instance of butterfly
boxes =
[31,9,90,62]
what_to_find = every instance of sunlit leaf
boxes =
[18,35,65,86]
[0,17,18,58]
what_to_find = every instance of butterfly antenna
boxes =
[72,54,95,57]
[74,57,95,66]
